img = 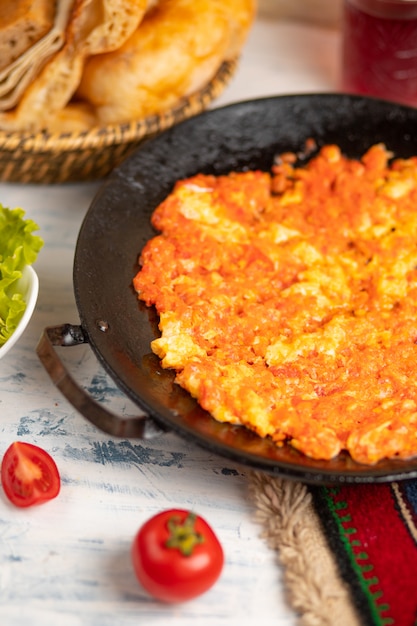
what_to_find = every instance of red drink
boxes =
[342,0,417,107]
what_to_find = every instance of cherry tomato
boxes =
[132,508,224,603]
[1,441,60,507]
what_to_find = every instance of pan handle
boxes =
[36,324,167,439]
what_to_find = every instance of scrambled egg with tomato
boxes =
[133,144,417,465]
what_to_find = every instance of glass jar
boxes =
[342,0,417,107]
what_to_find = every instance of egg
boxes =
[134,144,417,465]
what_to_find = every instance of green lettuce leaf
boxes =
[0,205,43,346]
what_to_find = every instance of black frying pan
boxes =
[38,93,417,484]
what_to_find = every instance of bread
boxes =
[0,0,56,71]
[0,0,256,132]
[76,0,255,125]
[0,0,149,131]
[0,0,73,111]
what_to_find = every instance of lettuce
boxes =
[0,205,43,346]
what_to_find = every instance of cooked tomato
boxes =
[1,441,60,507]
[132,508,224,603]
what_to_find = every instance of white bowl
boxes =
[0,265,39,359]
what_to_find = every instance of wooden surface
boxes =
[0,16,340,626]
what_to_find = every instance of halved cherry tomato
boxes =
[132,508,224,603]
[1,441,60,507]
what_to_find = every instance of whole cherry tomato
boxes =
[132,508,224,603]
[1,441,60,507]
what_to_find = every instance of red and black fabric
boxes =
[310,481,417,626]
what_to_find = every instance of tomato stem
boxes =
[165,512,204,556]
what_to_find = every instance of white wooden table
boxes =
[0,16,340,626]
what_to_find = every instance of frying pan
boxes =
[37,93,417,484]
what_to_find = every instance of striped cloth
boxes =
[250,474,417,626]
[311,482,417,626]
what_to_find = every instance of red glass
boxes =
[342,0,417,107]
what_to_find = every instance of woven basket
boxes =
[0,59,238,184]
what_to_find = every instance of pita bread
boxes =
[0,0,56,71]
[0,0,255,132]
[75,0,256,126]
[0,0,148,131]
[0,0,74,111]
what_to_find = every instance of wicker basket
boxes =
[0,59,238,184]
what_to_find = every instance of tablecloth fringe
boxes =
[248,472,361,626]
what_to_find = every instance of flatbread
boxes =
[76,0,256,125]
[0,0,73,111]
[0,0,148,131]
[0,0,56,71]
[0,0,255,132]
